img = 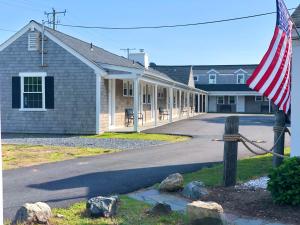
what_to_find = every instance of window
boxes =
[237,74,245,84]
[123,80,133,97]
[158,87,164,99]
[193,75,198,81]
[143,85,147,104]
[264,96,269,102]
[255,96,263,102]
[147,86,151,104]
[209,74,216,84]
[20,72,46,110]
[217,96,224,104]
[28,32,39,51]
[229,96,236,104]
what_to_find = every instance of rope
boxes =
[222,125,289,158]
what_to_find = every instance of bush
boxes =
[267,157,300,205]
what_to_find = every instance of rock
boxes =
[158,173,184,192]
[55,213,64,218]
[182,181,209,200]
[187,201,226,225]
[13,202,52,225]
[146,202,172,216]
[86,195,119,218]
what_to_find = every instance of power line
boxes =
[0,27,16,32]
[55,7,297,30]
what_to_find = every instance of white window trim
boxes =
[209,74,217,84]
[123,80,133,97]
[19,72,47,111]
[217,96,225,104]
[237,73,245,84]
[193,75,199,82]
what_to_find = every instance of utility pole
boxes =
[45,8,66,30]
[120,48,136,59]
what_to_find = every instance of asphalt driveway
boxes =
[3,113,290,219]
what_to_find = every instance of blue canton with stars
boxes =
[277,0,292,37]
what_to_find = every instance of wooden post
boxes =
[273,108,286,167]
[223,116,239,187]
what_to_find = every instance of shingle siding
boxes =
[0,31,97,134]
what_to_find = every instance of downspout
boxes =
[41,20,45,67]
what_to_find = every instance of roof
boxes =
[196,84,254,92]
[150,65,193,85]
[43,24,143,70]
[292,5,300,28]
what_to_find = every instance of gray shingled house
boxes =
[151,65,275,114]
[0,20,207,134]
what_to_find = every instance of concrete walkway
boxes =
[3,114,290,220]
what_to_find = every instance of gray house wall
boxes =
[195,72,252,85]
[0,31,97,134]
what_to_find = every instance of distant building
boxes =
[151,65,274,114]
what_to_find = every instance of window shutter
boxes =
[12,77,21,108]
[45,76,54,109]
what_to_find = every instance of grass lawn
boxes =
[51,196,188,225]
[82,132,190,143]
[2,144,119,170]
[183,148,291,186]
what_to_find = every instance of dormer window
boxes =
[28,32,39,51]
[209,74,216,84]
[237,74,245,84]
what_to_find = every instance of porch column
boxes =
[154,84,158,126]
[169,87,173,123]
[166,87,169,110]
[96,73,102,134]
[268,99,271,114]
[198,93,200,113]
[179,90,182,118]
[202,94,204,113]
[108,79,116,128]
[133,78,140,132]
[205,95,209,112]
[187,92,190,117]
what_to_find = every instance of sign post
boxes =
[291,36,300,157]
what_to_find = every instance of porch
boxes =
[103,74,207,132]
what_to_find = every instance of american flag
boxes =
[247,0,293,114]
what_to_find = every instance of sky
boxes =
[0,0,299,65]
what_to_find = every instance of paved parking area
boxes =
[3,113,290,220]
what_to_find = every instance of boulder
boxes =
[146,202,172,216]
[13,202,52,225]
[182,181,209,200]
[158,173,184,192]
[187,201,226,225]
[86,195,119,218]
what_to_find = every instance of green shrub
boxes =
[267,157,300,205]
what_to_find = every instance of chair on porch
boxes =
[181,107,188,117]
[125,108,144,127]
[159,108,169,120]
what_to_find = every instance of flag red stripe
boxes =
[264,40,291,97]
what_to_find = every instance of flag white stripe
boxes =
[260,35,289,93]
[249,29,284,89]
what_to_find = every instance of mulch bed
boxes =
[202,187,300,225]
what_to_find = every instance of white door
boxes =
[237,96,245,113]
